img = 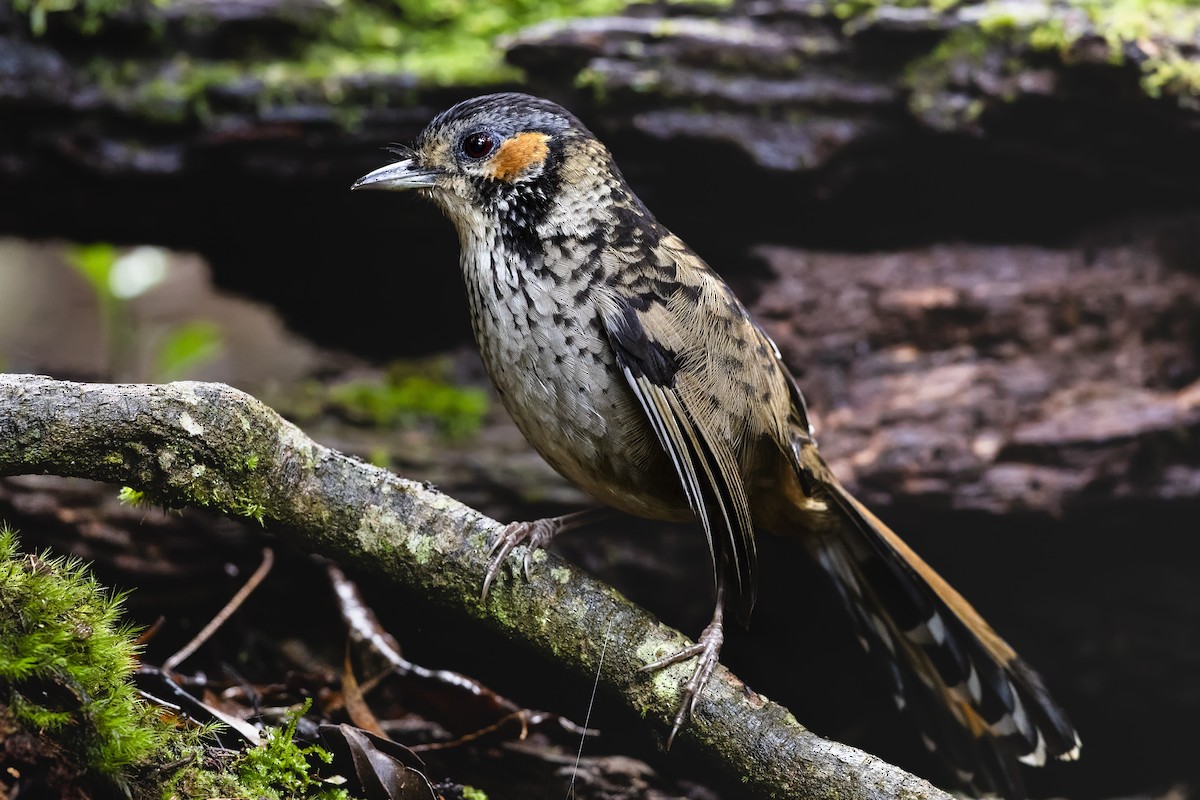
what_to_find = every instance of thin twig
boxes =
[163,547,275,671]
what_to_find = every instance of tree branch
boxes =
[0,373,950,800]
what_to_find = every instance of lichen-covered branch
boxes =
[0,373,951,800]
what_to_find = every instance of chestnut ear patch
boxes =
[489,132,550,181]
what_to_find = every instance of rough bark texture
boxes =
[749,234,1200,517]
[0,373,951,800]
[3,0,1200,352]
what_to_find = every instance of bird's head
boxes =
[352,93,618,237]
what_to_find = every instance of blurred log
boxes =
[748,231,1200,517]
[508,0,1200,175]
[2,0,1200,348]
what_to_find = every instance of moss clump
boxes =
[118,486,147,506]
[270,0,634,89]
[164,699,351,800]
[325,361,489,438]
[904,24,1009,130]
[0,527,363,798]
[831,0,961,20]
[64,0,634,126]
[1056,0,1200,101]
[11,0,148,36]
[238,701,346,800]
[891,0,1200,130]
[0,525,172,793]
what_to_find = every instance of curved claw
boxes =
[639,601,725,749]
[481,518,562,599]
[643,578,724,748]
[482,523,526,599]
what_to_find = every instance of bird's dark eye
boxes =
[461,131,496,160]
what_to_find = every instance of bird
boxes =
[352,92,1080,797]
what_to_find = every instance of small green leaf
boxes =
[66,243,118,298]
[154,321,223,381]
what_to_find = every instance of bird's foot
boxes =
[640,617,725,749]
[481,508,614,599]
[480,518,561,599]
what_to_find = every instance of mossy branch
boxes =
[0,373,951,800]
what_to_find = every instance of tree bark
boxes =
[0,373,951,800]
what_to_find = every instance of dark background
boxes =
[3,0,1199,797]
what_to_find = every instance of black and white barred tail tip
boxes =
[812,481,1079,798]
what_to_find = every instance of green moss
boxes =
[12,0,152,36]
[1027,16,1071,51]
[118,486,147,506]
[0,527,366,798]
[79,0,635,125]
[158,702,357,800]
[1061,0,1200,99]
[832,0,960,20]
[325,360,489,438]
[1143,54,1200,97]
[231,699,348,800]
[84,58,242,125]
[575,67,611,102]
[0,526,173,789]
[115,452,269,526]
[232,499,268,525]
[181,481,268,525]
[462,787,489,800]
[904,24,1008,129]
[303,0,633,87]
[899,0,1200,116]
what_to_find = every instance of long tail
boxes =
[803,462,1080,798]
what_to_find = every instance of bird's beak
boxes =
[351,159,440,191]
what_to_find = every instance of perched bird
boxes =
[353,93,1080,797]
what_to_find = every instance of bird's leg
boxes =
[640,577,727,749]
[481,507,615,598]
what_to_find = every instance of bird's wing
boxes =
[601,295,758,618]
